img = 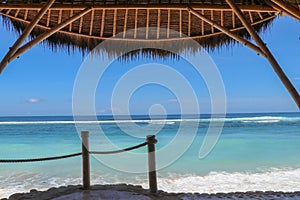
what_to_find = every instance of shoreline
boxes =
[3,184,300,200]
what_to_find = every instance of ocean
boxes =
[0,112,300,198]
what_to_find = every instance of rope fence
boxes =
[0,152,82,163]
[0,131,158,193]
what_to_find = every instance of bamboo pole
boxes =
[123,8,128,38]
[179,9,182,37]
[14,9,20,17]
[265,0,300,21]
[187,7,266,57]
[157,9,160,39]
[0,0,55,74]
[100,9,105,37]
[9,8,92,63]
[270,0,300,21]
[113,9,117,36]
[58,9,62,24]
[81,131,90,190]
[0,4,280,12]
[232,11,235,28]
[201,9,204,35]
[146,9,149,39]
[134,9,138,39]
[69,10,73,32]
[226,0,300,109]
[79,16,83,34]
[24,9,28,20]
[46,9,51,27]
[167,9,170,38]
[249,11,254,23]
[89,9,94,36]
[188,11,191,36]
[5,9,11,15]
[211,10,214,33]
[147,135,158,193]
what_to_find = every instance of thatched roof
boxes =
[0,0,285,55]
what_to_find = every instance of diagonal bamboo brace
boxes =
[0,0,56,74]
[271,0,300,21]
[187,7,266,57]
[9,8,92,63]
[226,0,300,109]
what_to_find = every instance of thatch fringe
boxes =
[0,14,275,61]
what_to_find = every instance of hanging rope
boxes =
[0,152,82,163]
[90,141,148,155]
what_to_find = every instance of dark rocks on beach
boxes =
[4,184,300,200]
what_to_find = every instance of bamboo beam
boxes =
[249,11,254,23]
[9,8,92,64]
[0,0,55,74]
[24,9,28,20]
[265,0,300,21]
[201,9,204,35]
[89,9,94,36]
[146,9,150,39]
[0,4,281,12]
[270,0,300,20]
[167,9,170,38]
[100,9,105,37]
[69,10,73,32]
[232,11,235,28]
[58,10,62,24]
[46,10,50,26]
[79,16,83,34]
[157,9,160,39]
[226,0,300,109]
[5,9,11,15]
[188,7,266,56]
[179,9,182,37]
[221,10,224,26]
[113,9,117,36]
[257,11,263,19]
[123,8,128,38]
[134,9,138,38]
[14,9,20,17]
[211,10,214,33]
[188,11,191,37]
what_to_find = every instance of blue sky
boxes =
[0,15,299,116]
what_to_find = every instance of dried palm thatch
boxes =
[0,0,284,56]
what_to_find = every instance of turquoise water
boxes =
[0,113,300,197]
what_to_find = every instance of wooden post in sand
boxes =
[147,135,158,193]
[81,131,90,190]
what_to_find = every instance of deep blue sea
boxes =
[0,112,300,198]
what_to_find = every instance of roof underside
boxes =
[0,0,298,54]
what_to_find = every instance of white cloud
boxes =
[27,98,42,103]
[294,77,300,80]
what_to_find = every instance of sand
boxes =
[2,184,300,200]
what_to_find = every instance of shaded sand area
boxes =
[3,184,300,200]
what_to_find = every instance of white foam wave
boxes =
[1,168,300,198]
[0,116,299,125]
[157,168,300,194]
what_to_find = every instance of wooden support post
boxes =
[0,0,55,74]
[81,131,90,190]
[226,0,300,109]
[147,135,158,193]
